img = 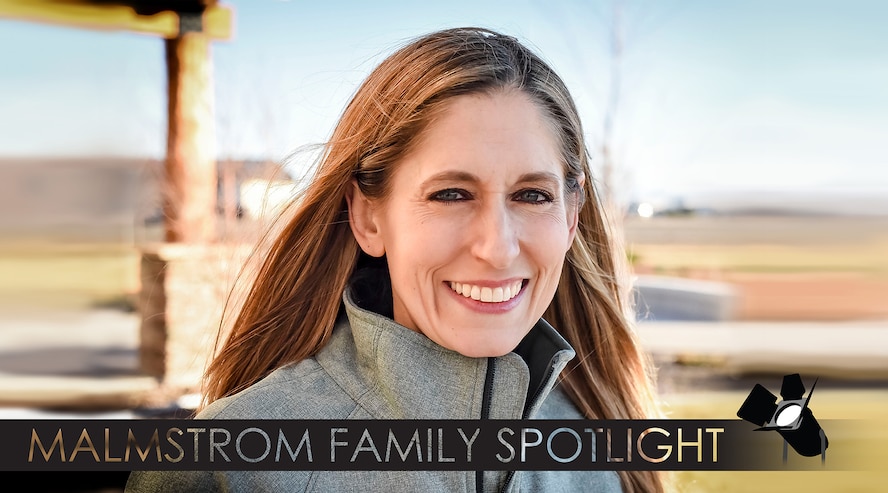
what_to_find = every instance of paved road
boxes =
[0,308,168,416]
[635,318,888,379]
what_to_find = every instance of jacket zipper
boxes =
[498,363,557,493]
[477,357,496,493]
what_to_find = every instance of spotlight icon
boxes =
[736,373,828,463]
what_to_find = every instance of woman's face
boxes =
[352,90,580,357]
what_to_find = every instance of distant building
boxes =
[0,157,293,243]
[625,196,694,218]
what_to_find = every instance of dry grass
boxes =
[661,389,888,493]
[0,244,140,312]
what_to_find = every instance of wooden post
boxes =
[0,1,232,245]
[1,1,234,390]
[164,17,217,243]
[221,159,237,224]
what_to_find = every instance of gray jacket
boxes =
[126,278,622,492]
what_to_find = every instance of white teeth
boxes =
[480,287,492,302]
[449,280,524,303]
[471,285,481,300]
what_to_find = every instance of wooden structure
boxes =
[0,0,233,243]
[2,1,236,389]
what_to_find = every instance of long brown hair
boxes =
[203,27,663,493]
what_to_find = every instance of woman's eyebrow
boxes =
[420,170,479,187]
[515,171,561,186]
[420,170,562,187]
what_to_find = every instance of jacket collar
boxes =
[315,274,576,420]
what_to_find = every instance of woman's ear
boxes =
[346,181,386,257]
[567,174,585,247]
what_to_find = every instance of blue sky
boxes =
[1,0,886,204]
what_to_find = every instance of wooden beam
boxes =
[0,0,232,39]
[164,32,217,243]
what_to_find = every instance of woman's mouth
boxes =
[448,280,524,303]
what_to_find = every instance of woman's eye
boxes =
[515,189,553,204]
[430,189,469,202]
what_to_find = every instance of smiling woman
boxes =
[126,27,663,493]
[348,90,580,358]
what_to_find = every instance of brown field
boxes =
[624,215,888,321]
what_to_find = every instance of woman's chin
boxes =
[440,334,523,359]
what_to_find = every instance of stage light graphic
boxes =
[736,373,828,463]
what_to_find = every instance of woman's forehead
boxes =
[396,91,565,178]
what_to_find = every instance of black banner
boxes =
[1,419,831,471]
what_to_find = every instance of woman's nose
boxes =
[469,201,520,269]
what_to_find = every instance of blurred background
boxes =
[1,0,886,491]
